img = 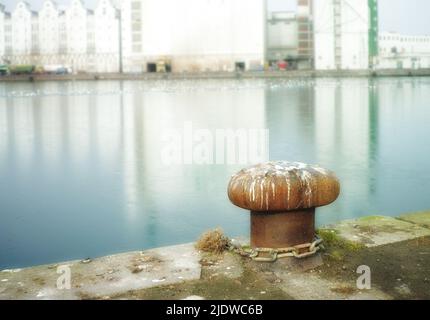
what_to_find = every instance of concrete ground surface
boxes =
[1,211,429,300]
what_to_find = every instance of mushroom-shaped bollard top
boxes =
[228,161,341,249]
[228,161,340,212]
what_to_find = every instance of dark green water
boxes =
[1,77,430,269]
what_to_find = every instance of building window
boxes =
[132,44,141,53]
[131,2,141,10]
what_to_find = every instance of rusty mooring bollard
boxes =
[228,161,340,250]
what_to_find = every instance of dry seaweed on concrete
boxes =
[195,229,230,254]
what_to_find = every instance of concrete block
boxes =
[275,272,391,300]
[326,216,430,247]
[399,211,430,229]
[0,243,201,300]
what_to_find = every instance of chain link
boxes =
[229,237,323,262]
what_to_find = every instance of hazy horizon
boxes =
[1,0,429,35]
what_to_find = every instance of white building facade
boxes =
[120,0,266,73]
[63,0,92,71]
[377,32,430,69]
[94,0,119,72]
[11,2,34,56]
[3,10,11,58]
[0,0,120,72]
[65,0,89,55]
[38,1,60,55]
[313,0,369,70]
[0,4,5,58]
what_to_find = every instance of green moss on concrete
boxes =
[399,211,430,228]
[328,250,345,261]
[317,229,365,252]
[404,211,430,217]
[358,215,386,222]
[317,228,365,262]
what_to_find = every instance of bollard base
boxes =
[251,209,315,249]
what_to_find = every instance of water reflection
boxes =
[1,78,430,268]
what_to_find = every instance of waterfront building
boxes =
[11,2,36,57]
[65,0,89,55]
[119,0,266,73]
[2,0,430,73]
[2,9,11,59]
[0,4,5,59]
[94,0,119,72]
[313,0,370,70]
[297,0,313,69]
[267,11,298,65]
[61,0,120,72]
[63,0,91,71]
[0,0,120,72]
[377,32,430,69]
[38,1,60,55]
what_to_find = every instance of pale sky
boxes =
[1,0,429,35]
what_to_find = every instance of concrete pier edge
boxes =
[1,211,429,300]
[1,69,430,82]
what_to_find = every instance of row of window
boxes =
[380,35,430,43]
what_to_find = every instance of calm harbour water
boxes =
[1,77,430,269]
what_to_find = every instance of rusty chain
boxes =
[229,237,324,262]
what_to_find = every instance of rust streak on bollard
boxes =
[228,161,340,250]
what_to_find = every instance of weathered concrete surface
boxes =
[113,251,293,300]
[323,216,430,247]
[273,272,391,300]
[315,236,430,300]
[1,213,430,300]
[399,211,430,228]
[0,243,201,300]
[202,252,243,280]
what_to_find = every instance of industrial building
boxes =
[267,11,298,64]
[266,0,313,69]
[266,0,380,71]
[377,32,430,69]
[119,0,266,73]
[313,0,375,70]
[296,0,313,67]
